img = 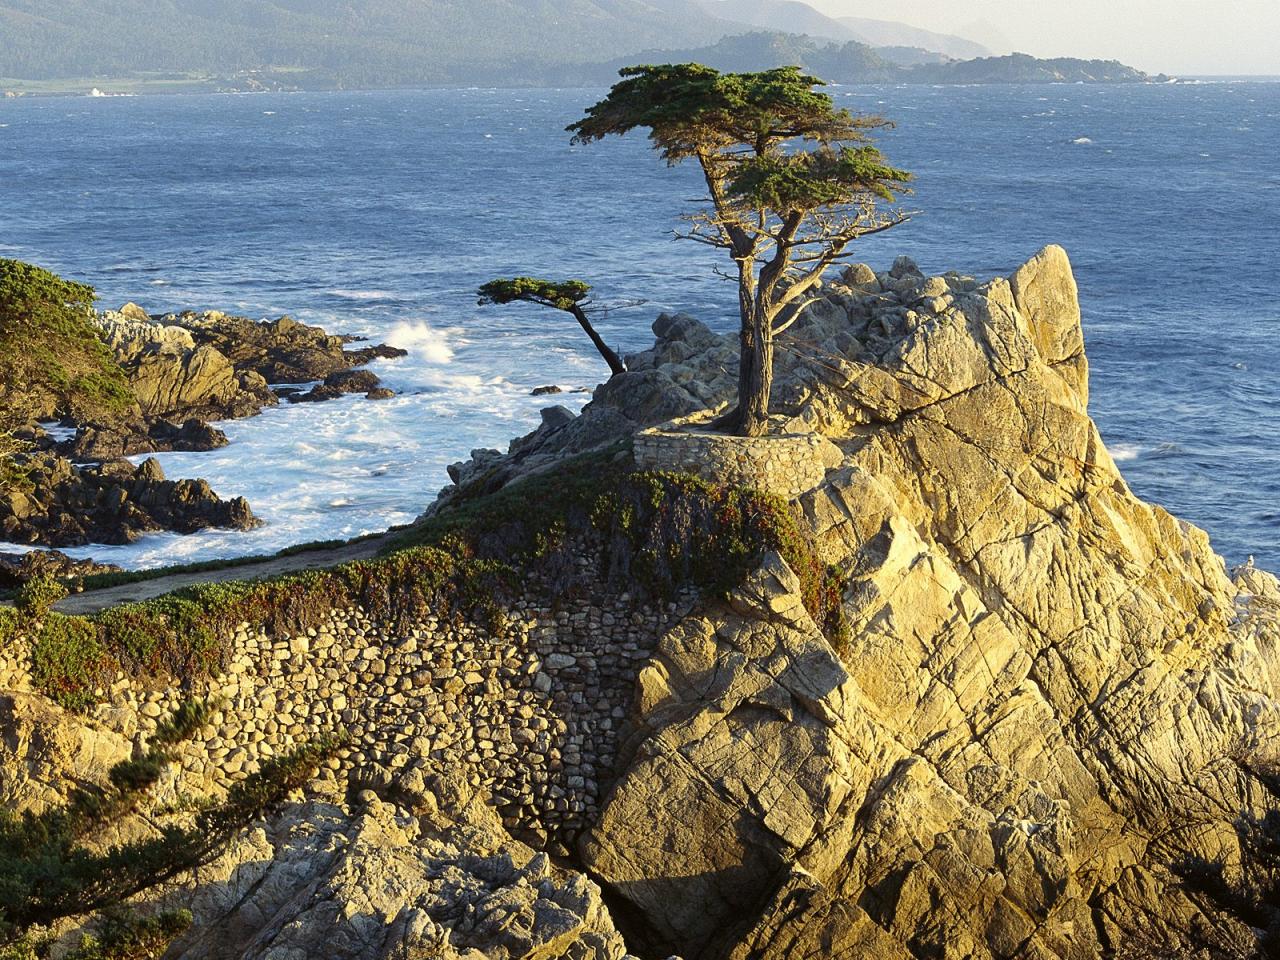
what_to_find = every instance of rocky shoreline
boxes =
[2,247,1278,958]
[2,300,405,568]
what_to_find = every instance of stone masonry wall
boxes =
[634,420,843,500]
[0,586,691,854]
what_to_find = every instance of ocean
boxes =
[1,82,1277,570]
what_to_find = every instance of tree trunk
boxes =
[569,305,627,377]
[737,306,773,437]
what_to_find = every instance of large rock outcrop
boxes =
[163,784,641,960]
[442,245,1280,958]
[4,246,1279,959]
[74,306,407,460]
[0,453,259,546]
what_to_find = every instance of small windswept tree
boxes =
[0,699,334,958]
[478,278,627,378]
[569,64,912,436]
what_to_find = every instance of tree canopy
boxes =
[478,278,591,312]
[478,277,626,377]
[0,259,136,429]
[569,64,911,435]
[0,692,332,958]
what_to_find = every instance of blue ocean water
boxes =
[1,82,1277,570]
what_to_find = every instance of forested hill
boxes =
[0,0,1163,89]
[584,33,1163,86]
[0,0,735,83]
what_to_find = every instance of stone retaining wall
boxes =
[634,417,842,500]
[1,586,692,854]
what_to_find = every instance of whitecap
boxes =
[1072,137,1093,145]
[1109,443,1143,462]
[384,321,454,364]
[329,288,395,301]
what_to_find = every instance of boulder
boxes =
[171,312,406,385]
[65,418,228,461]
[0,549,122,587]
[162,784,641,960]
[288,368,390,404]
[0,453,260,547]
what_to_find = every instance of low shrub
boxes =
[27,447,849,708]
[15,576,68,620]
[30,616,113,711]
[0,699,334,956]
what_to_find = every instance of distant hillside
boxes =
[837,15,992,61]
[0,0,737,83]
[695,0,858,42]
[0,1,1163,90]
[588,32,1161,86]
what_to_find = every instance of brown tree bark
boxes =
[568,304,626,377]
[737,301,774,437]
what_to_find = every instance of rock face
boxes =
[63,417,229,461]
[82,306,406,458]
[5,246,1280,959]
[170,311,406,386]
[0,453,259,546]
[428,246,1280,958]
[0,549,121,587]
[164,786,640,960]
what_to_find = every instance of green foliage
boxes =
[24,452,846,708]
[62,911,193,960]
[0,931,47,960]
[392,449,849,644]
[569,62,909,221]
[478,278,591,312]
[729,144,911,208]
[570,63,910,434]
[0,259,135,427]
[477,276,625,376]
[0,701,332,951]
[0,260,95,313]
[594,471,850,643]
[30,616,112,712]
[27,546,512,709]
[14,575,68,620]
[0,609,19,648]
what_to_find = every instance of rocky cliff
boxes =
[3,246,1278,959]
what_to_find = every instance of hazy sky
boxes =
[803,0,1280,75]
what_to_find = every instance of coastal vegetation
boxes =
[570,64,911,436]
[5,446,846,709]
[0,260,135,492]
[0,700,331,960]
[478,278,627,377]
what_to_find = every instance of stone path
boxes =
[51,535,394,615]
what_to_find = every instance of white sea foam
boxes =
[1109,443,1143,462]
[384,321,455,364]
[329,289,396,301]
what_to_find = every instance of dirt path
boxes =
[51,534,395,616]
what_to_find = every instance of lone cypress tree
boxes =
[569,64,911,436]
[478,278,627,377]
